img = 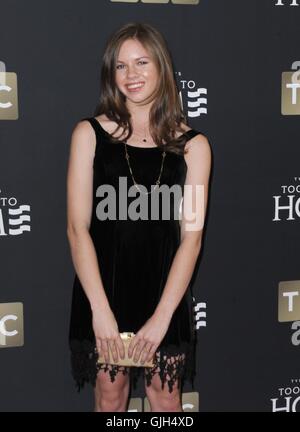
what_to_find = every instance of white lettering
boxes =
[283,291,299,311]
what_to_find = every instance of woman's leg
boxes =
[94,365,130,412]
[144,353,184,412]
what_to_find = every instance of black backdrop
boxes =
[1,0,300,412]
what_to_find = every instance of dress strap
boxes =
[81,117,104,140]
[181,129,201,151]
[185,128,201,140]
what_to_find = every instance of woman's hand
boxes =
[128,311,172,364]
[92,307,125,363]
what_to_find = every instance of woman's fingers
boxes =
[97,335,125,363]
[133,339,143,363]
[147,345,157,363]
[140,341,153,364]
[98,334,156,364]
[128,335,157,363]
[116,336,125,359]
[101,339,110,363]
[108,339,119,362]
[127,338,136,358]
[96,338,102,356]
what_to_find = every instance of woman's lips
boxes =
[126,82,145,92]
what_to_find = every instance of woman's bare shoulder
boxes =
[69,118,96,158]
[72,117,95,140]
[184,131,211,160]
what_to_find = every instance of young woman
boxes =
[67,22,211,412]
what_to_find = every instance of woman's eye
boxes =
[116,61,148,70]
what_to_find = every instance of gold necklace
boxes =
[124,142,166,195]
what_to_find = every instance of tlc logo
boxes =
[275,0,299,5]
[0,303,24,347]
[0,61,19,120]
[278,281,300,347]
[278,281,300,322]
[282,62,300,115]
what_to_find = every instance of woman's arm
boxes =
[67,120,125,362]
[128,133,212,363]
[155,134,211,318]
[66,120,111,313]
[154,133,212,320]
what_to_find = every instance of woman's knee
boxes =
[94,369,130,412]
[145,374,182,412]
[96,393,127,412]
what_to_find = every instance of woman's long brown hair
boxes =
[94,22,191,155]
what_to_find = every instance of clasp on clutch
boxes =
[120,332,135,340]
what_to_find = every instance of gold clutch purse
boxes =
[96,332,155,368]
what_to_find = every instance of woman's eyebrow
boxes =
[116,56,150,63]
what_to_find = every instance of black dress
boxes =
[69,117,200,393]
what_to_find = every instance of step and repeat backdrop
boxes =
[1,0,300,412]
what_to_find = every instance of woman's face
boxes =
[115,38,159,106]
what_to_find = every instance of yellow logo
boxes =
[0,62,19,120]
[0,303,24,347]
[282,63,300,115]
[278,281,300,322]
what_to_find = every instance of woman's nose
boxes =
[126,64,139,78]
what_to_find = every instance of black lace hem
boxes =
[69,334,197,394]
